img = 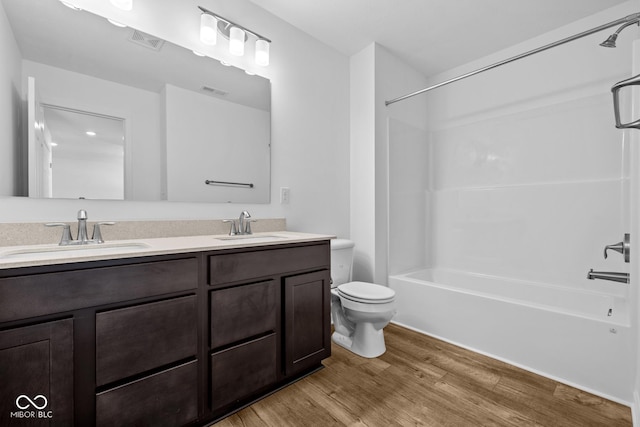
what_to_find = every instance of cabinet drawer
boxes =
[96,295,197,386]
[211,333,277,411]
[96,360,198,427]
[208,242,329,286]
[0,257,198,323]
[210,280,277,348]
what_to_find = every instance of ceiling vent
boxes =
[128,29,165,51]
[201,86,229,96]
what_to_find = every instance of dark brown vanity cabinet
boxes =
[209,280,279,411]
[0,318,74,426]
[207,242,331,416]
[0,255,199,427]
[95,295,199,427]
[0,239,331,426]
[283,270,332,376]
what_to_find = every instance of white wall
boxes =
[0,0,22,197]
[0,0,350,239]
[350,43,429,283]
[350,45,376,282]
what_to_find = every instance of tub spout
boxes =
[587,269,629,284]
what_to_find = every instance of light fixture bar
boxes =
[197,6,271,43]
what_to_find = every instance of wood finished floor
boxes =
[214,324,632,427]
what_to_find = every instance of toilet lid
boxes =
[337,281,395,303]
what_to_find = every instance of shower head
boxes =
[599,33,618,48]
[600,18,640,48]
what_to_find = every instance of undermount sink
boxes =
[214,234,288,242]
[0,241,152,261]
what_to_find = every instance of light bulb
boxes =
[110,0,132,11]
[255,39,270,66]
[229,27,245,56]
[200,14,217,45]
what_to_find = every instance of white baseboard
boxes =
[632,391,640,426]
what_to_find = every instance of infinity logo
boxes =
[15,395,48,410]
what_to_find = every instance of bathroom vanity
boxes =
[0,232,332,426]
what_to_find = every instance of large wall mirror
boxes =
[3,0,271,203]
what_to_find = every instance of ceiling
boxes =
[250,0,630,77]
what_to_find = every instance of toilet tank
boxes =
[330,239,355,288]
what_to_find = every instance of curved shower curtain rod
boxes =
[385,12,640,106]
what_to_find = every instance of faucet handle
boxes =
[45,223,73,245]
[604,233,630,263]
[223,219,238,236]
[77,209,88,220]
[244,219,257,235]
[92,222,115,244]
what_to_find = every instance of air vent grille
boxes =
[201,86,229,96]
[128,29,165,51]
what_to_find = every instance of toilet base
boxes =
[331,321,387,358]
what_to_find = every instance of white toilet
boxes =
[330,239,396,358]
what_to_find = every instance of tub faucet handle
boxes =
[604,233,630,263]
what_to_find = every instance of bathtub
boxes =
[388,268,634,404]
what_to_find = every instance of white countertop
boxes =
[0,231,334,270]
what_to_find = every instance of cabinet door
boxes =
[283,270,331,376]
[0,319,73,426]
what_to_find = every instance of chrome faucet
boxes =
[46,210,115,245]
[223,211,255,236]
[77,209,89,244]
[587,269,629,284]
[238,210,251,235]
[586,234,631,284]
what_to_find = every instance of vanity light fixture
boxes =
[110,0,133,11]
[255,39,270,66]
[86,131,96,136]
[200,13,218,45]
[229,26,246,56]
[198,6,271,67]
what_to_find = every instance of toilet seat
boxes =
[337,281,395,304]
